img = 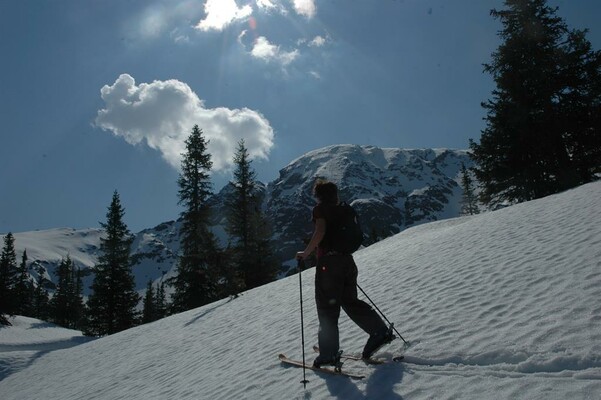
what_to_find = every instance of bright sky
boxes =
[1,0,600,233]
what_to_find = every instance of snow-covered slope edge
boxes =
[0,182,599,399]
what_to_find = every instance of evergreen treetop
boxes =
[225,139,278,292]
[471,0,601,205]
[86,191,139,336]
[170,125,220,313]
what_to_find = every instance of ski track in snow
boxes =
[0,182,600,399]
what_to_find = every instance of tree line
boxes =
[0,132,278,334]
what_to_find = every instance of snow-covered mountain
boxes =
[1,181,599,399]
[264,144,473,261]
[3,144,473,294]
[5,225,180,297]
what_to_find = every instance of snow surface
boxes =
[1,182,600,399]
[14,227,103,270]
[0,317,93,380]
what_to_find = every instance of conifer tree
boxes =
[154,280,167,320]
[217,244,239,298]
[225,140,278,292]
[559,29,601,182]
[225,140,255,293]
[0,233,18,325]
[50,256,76,328]
[470,0,601,206]
[170,125,220,313]
[13,250,34,316]
[460,163,480,216]
[142,280,155,324]
[32,264,50,321]
[142,280,168,323]
[48,256,85,329]
[72,267,85,330]
[86,191,140,336]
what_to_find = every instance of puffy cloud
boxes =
[95,74,274,171]
[196,0,253,32]
[292,0,316,18]
[251,36,299,65]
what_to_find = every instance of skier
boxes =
[296,180,394,368]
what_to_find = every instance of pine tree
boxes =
[154,280,167,320]
[86,191,140,336]
[470,0,601,206]
[142,280,155,324]
[142,280,168,323]
[0,233,18,325]
[216,244,239,298]
[170,125,220,313]
[50,256,76,328]
[225,140,278,292]
[558,29,601,182]
[225,140,255,293]
[50,257,85,329]
[72,267,85,330]
[32,264,50,321]
[13,250,34,316]
[460,163,480,216]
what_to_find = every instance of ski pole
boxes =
[356,283,409,345]
[298,258,309,388]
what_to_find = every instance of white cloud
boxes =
[251,36,299,65]
[196,0,253,32]
[95,74,274,171]
[309,35,326,47]
[292,0,316,18]
[237,29,248,44]
[256,0,276,10]
[257,0,288,14]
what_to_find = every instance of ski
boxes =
[278,354,365,380]
[313,345,404,364]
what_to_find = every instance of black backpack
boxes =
[328,202,364,254]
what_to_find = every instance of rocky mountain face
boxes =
[263,145,473,261]
[7,145,474,293]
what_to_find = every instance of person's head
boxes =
[313,179,338,205]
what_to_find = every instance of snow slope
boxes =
[1,182,600,399]
[13,227,102,272]
[0,317,93,380]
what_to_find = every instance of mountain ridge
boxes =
[3,144,474,294]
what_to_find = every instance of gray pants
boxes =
[314,254,387,358]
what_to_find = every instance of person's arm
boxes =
[296,218,326,259]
